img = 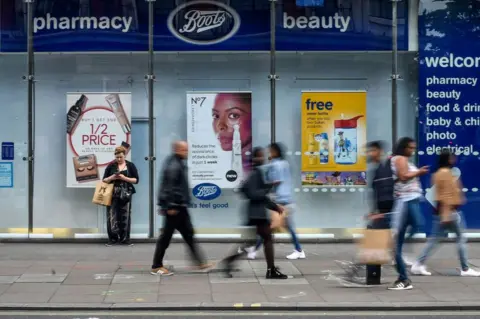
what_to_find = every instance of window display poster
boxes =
[66,92,132,188]
[0,162,13,188]
[186,92,252,189]
[301,91,367,187]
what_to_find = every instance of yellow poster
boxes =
[301,91,367,187]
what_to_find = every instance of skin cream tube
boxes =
[105,94,131,134]
[231,124,243,180]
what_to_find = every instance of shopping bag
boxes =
[269,208,288,233]
[356,229,392,265]
[92,182,114,206]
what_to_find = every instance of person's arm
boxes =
[102,164,116,183]
[244,171,281,213]
[158,160,178,211]
[120,162,138,184]
[395,156,427,181]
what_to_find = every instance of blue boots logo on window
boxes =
[167,0,241,45]
[193,183,222,200]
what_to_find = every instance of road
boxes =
[0,311,478,319]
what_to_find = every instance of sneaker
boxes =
[151,267,173,276]
[197,262,215,272]
[266,267,289,279]
[411,263,432,276]
[388,279,413,291]
[247,251,257,260]
[105,241,116,247]
[286,250,306,260]
[244,246,256,254]
[404,257,414,267]
[461,268,480,277]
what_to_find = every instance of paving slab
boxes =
[0,243,480,310]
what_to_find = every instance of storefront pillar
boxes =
[146,0,156,238]
[269,0,278,143]
[391,0,401,146]
[24,0,35,235]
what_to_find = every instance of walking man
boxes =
[151,141,213,276]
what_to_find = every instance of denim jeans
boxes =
[255,204,302,252]
[394,198,423,281]
[418,212,468,271]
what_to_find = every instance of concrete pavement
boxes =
[1,243,480,310]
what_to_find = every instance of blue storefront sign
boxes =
[418,0,480,229]
[0,0,408,52]
[1,142,14,161]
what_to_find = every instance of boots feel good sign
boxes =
[301,91,367,188]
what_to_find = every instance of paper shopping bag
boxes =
[356,229,392,265]
[92,182,114,206]
[269,208,288,233]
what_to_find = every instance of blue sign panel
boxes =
[0,0,409,52]
[0,0,149,52]
[1,142,14,160]
[0,162,13,188]
[418,0,480,229]
[277,0,408,51]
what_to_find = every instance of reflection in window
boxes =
[369,0,405,20]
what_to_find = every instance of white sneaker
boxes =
[286,250,306,260]
[404,257,414,267]
[244,246,256,254]
[411,263,432,276]
[461,268,480,277]
[247,251,257,260]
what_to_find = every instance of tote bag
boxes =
[92,182,114,206]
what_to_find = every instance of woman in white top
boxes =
[388,137,429,291]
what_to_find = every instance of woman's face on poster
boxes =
[212,93,252,151]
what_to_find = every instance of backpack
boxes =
[372,158,395,203]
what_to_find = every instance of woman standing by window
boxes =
[103,146,139,246]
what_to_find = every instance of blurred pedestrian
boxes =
[389,137,429,290]
[245,143,305,260]
[221,147,289,279]
[411,148,480,277]
[338,141,394,287]
[151,141,213,276]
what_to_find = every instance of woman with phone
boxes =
[388,137,429,291]
[103,146,139,246]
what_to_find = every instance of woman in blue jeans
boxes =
[389,137,429,291]
[245,143,305,260]
[411,149,480,277]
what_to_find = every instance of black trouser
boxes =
[151,207,205,268]
[106,199,132,243]
[365,201,393,285]
[224,220,275,269]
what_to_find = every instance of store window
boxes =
[370,0,406,19]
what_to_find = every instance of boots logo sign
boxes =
[167,0,241,45]
[193,183,222,200]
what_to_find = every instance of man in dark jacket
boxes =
[338,141,394,287]
[151,141,212,276]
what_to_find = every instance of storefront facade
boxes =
[0,0,477,240]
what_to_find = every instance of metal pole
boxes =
[25,0,35,235]
[146,0,156,239]
[391,0,399,148]
[269,0,277,143]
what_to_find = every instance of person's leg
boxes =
[451,212,469,271]
[394,204,411,282]
[117,201,130,243]
[417,216,442,265]
[255,236,263,250]
[403,199,424,257]
[151,214,176,271]
[257,223,275,269]
[105,206,116,244]
[176,208,207,266]
[286,205,302,252]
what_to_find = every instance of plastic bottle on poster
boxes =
[319,133,329,164]
[334,115,363,165]
[307,132,318,165]
[231,124,243,180]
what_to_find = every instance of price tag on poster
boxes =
[66,92,132,188]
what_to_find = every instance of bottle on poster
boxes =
[334,115,363,165]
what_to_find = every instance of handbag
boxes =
[114,182,132,203]
[92,182,114,206]
[269,208,289,233]
[356,229,393,265]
